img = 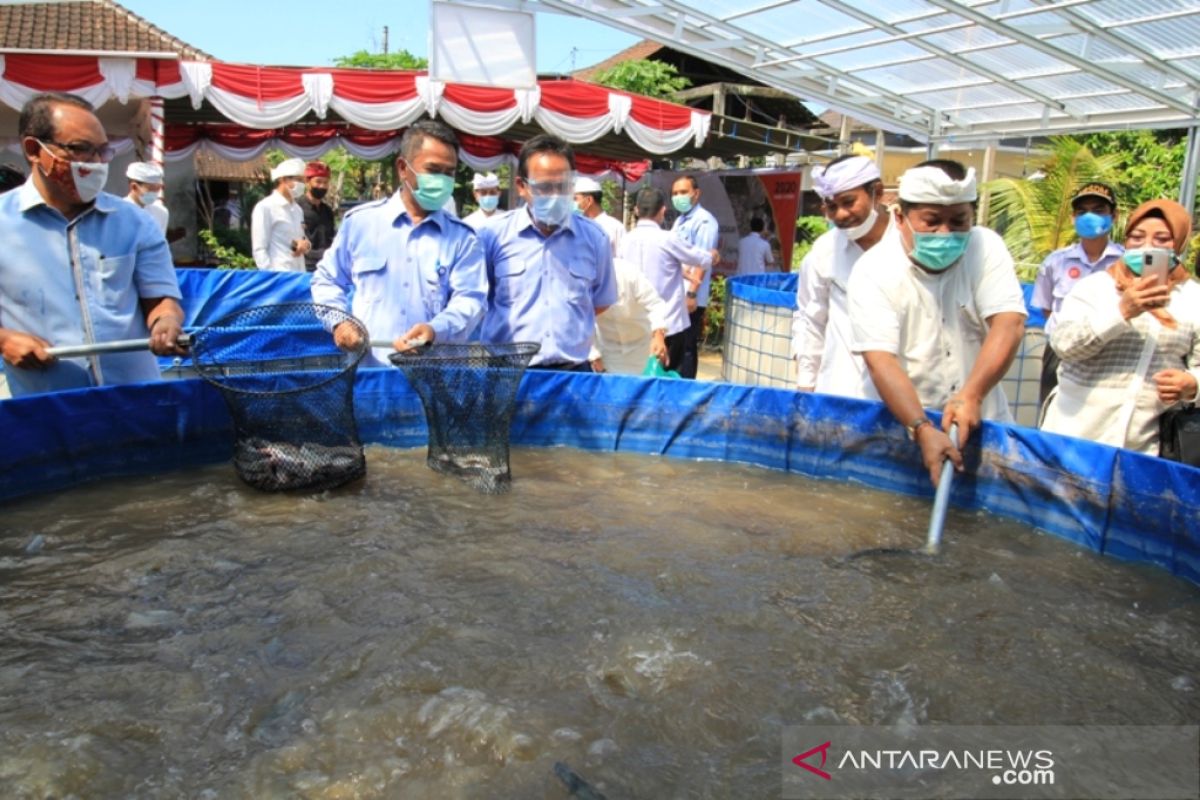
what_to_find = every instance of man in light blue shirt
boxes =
[0,92,184,398]
[1031,182,1123,411]
[671,175,720,378]
[312,120,487,366]
[478,134,617,371]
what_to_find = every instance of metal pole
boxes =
[978,142,998,225]
[1179,126,1200,215]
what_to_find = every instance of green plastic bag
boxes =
[642,355,681,379]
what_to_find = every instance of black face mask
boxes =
[309,187,328,200]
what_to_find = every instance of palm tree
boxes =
[984,137,1122,273]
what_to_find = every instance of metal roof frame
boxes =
[495,0,1200,146]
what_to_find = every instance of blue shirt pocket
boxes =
[493,256,528,307]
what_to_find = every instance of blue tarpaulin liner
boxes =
[2,368,1197,583]
[726,272,1048,330]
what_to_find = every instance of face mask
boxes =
[531,194,573,227]
[841,206,878,241]
[309,187,328,201]
[66,160,108,203]
[572,200,584,214]
[1123,247,1179,277]
[909,231,971,272]
[1074,212,1112,239]
[288,180,306,201]
[138,190,160,206]
[478,194,499,212]
[672,195,694,214]
[406,168,455,211]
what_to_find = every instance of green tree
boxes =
[333,49,427,70]
[984,137,1122,273]
[592,59,691,99]
[1079,129,1191,209]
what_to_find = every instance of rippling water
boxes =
[1,447,1197,799]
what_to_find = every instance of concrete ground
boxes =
[696,347,723,382]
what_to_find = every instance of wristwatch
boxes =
[686,290,698,299]
[906,416,932,440]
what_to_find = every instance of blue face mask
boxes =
[1074,212,1113,239]
[909,231,971,272]
[672,195,694,214]
[406,168,455,211]
[531,194,573,227]
[1123,248,1179,277]
[478,194,499,212]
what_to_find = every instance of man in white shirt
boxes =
[736,217,774,275]
[574,175,625,257]
[791,154,890,396]
[588,256,671,375]
[124,161,168,234]
[619,186,718,376]
[251,158,309,271]
[848,160,1026,486]
[462,171,502,229]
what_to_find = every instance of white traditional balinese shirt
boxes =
[848,225,1027,421]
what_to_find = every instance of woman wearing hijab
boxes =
[1042,199,1200,454]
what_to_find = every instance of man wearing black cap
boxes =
[1031,182,1124,415]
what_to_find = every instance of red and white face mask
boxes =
[36,141,109,203]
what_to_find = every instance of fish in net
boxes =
[389,342,539,494]
[190,303,371,492]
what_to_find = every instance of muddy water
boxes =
[1,447,1197,799]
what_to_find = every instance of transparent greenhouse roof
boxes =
[527,0,1200,143]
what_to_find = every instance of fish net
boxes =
[190,303,370,492]
[389,342,539,493]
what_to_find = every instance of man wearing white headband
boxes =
[463,172,502,230]
[574,175,625,257]
[847,159,1026,487]
[251,157,310,271]
[124,161,168,234]
[791,154,889,395]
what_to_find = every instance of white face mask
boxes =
[288,180,306,201]
[840,205,879,241]
[70,161,109,203]
[138,190,160,206]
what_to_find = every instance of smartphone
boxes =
[1142,248,1173,285]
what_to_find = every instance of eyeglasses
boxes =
[522,174,574,197]
[40,139,116,164]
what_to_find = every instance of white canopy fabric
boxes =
[519,0,1200,145]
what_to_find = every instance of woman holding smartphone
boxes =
[1041,198,1200,455]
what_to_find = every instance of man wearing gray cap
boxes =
[124,161,168,234]
[251,157,310,271]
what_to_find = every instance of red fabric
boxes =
[443,83,517,112]
[210,63,304,100]
[629,94,696,129]
[324,68,418,103]
[2,55,103,90]
[457,133,516,159]
[539,79,612,117]
[575,152,650,183]
[305,161,330,178]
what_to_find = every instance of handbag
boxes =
[1159,406,1200,467]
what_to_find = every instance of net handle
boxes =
[48,333,192,358]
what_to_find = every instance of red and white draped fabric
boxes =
[163,124,651,182]
[0,56,709,158]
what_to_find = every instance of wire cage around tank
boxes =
[389,342,540,494]
[190,303,372,492]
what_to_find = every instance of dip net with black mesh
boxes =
[191,303,371,492]
[389,342,539,493]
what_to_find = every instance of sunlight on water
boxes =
[1,447,1197,798]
